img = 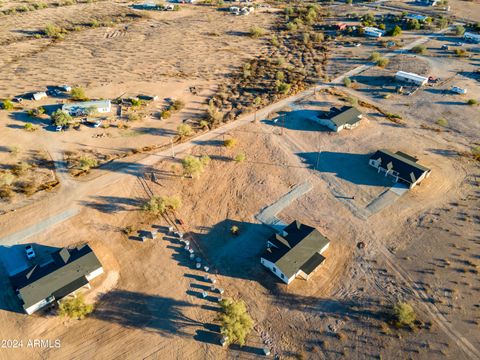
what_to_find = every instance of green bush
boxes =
[159,109,171,119]
[58,293,93,320]
[391,302,416,328]
[219,298,254,346]
[249,26,267,39]
[276,82,291,95]
[78,156,98,171]
[171,99,185,111]
[177,124,194,138]
[44,24,65,39]
[1,99,14,110]
[436,118,448,127]
[23,123,38,132]
[230,225,239,235]
[142,195,181,216]
[454,48,469,57]
[224,138,237,148]
[389,26,402,37]
[51,110,72,126]
[234,152,246,162]
[467,99,478,105]
[181,155,204,178]
[376,58,389,68]
[369,52,381,62]
[411,45,426,54]
[454,25,465,36]
[343,77,352,87]
[199,120,209,130]
[70,87,88,101]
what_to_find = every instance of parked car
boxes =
[55,125,63,132]
[93,121,102,128]
[25,245,36,260]
[451,86,467,94]
[454,42,464,46]
[441,44,449,50]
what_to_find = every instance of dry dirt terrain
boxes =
[0,0,479,359]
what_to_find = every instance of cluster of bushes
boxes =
[181,155,211,178]
[1,99,14,110]
[411,45,426,54]
[160,99,185,119]
[142,195,182,216]
[369,52,389,67]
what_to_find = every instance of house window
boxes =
[272,267,276,273]
[280,273,285,280]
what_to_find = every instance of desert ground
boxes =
[0,0,479,359]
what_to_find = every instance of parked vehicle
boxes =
[55,125,63,132]
[25,245,36,260]
[451,86,467,94]
[441,44,449,50]
[93,121,102,128]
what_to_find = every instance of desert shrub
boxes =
[276,82,291,94]
[159,109,171,119]
[270,36,280,47]
[0,172,15,187]
[59,293,93,319]
[249,26,266,38]
[391,302,416,328]
[472,146,480,161]
[181,155,204,178]
[312,32,324,43]
[467,99,478,105]
[453,48,468,57]
[343,77,352,87]
[230,225,239,235]
[219,298,254,346]
[44,24,64,39]
[51,110,72,126]
[454,25,465,36]
[276,71,285,82]
[376,58,389,68]
[0,185,14,201]
[142,195,181,216]
[23,123,38,132]
[234,152,246,162]
[17,181,36,196]
[347,97,358,106]
[177,124,194,138]
[70,87,88,101]
[407,19,420,30]
[127,112,141,121]
[286,22,298,32]
[27,106,45,117]
[206,102,223,126]
[411,45,426,54]
[171,99,185,111]
[436,118,448,127]
[130,98,142,107]
[199,120,209,130]
[369,52,381,62]
[200,155,211,166]
[11,162,31,176]
[224,138,237,148]
[1,99,14,110]
[78,155,98,171]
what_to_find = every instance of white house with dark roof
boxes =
[9,244,103,315]
[260,221,330,284]
[62,100,111,116]
[316,106,363,132]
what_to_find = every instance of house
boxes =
[404,13,428,21]
[415,0,438,6]
[32,92,47,101]
[9,244,103,315]
[364,27,385,38]
[463,32,480,44]
[368,149,431,189]
[62,100,112,116]
[316,106,363,132]
[395,71,428,86]
[260,221,330,284]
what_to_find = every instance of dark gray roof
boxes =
[262,221,330,279]
[10,244,102,311]
[300,252,326,275]
[330,106,362,127]
[370,149,430,184]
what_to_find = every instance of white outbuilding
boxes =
[463,32,480,44]
[395,71,428,86]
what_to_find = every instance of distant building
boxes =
[32,92,47,101]
[10,244,103,315]
[62,100,112,116]
[316,106,363,132]
[261,221,330,285]
[364,27,385,38]
[404,13,428,21]
[395,71,428,86]
[463,32,480,44]
[131,2,159,10]
[414,0,438,6]
[369,150,431,189]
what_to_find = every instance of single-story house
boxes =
[10,244,103,315]
[404,13,428,21]
[62,100,111,116]
[32,92,47,101]
[316,106,363,132]
[369,149,431,189]
[463,32,480,44]
[395,71,428,86]
[364,27,385,38]
[260,221,330,285]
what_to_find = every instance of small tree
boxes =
[369,52,381,62]
[376,58,389,68]
[234,152,246,163]
[454,25,465,36]
[230,225,240,235]
[177,124,194,139]
[78,155,98,171]
[58,293,93,320]
[391,302,416,328]
[218,298,254,346]
[224,138,237,148]
[23,123,37,132]
[51,110,72,126]
[411,45,426,54]
[436,118,448,127]
[182,155,204,178]
[390,26,402,37]
[44,24,63,39]
[70,87,88,101]
[249,26,267,38]
[171,99,185,111]
[142,195,182,216]
[1,99,14,110]
[199,120,209,130]
[343,77,352,87]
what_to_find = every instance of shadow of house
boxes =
[92,290,201,337]
[297,151,395,187]
[262,110,328,132]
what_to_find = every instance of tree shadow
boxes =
[79,195,144,214]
